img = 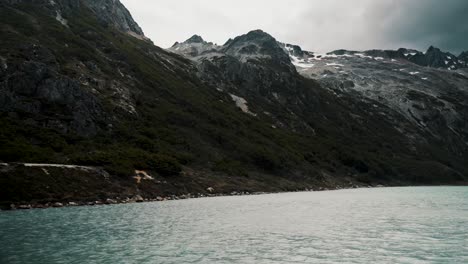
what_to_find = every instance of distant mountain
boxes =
[170,34,220,57]
[1,0,467,207]
[408,46,460,70]
[459,51,468,67]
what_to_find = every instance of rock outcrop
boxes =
[0,44,108,136]
[409,46,460,70]
[3,0,146,39]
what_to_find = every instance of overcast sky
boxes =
[121,0,468,54]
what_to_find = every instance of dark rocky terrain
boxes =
[1,0,467,209]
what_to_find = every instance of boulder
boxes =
[132,195,144,203]
[105,198,116,204]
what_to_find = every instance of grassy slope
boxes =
[0,3,466,205]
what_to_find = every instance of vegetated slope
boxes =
[0,0,466,206]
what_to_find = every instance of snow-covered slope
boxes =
[281,44,468,153]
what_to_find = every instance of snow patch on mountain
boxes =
[55,11,68,27]
[291,56,314,68]
[326,63,344,67]
[229,94,256,116]
[355,53,373,59]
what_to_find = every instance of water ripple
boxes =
[1,187,467,263]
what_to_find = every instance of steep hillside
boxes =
[1,1,467,207]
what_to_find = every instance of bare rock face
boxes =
[0,0,156,136]
[409,46,460,70]
[0,44,108,136]
[170,30,298,93]
[4,0,146,39]
[459,51,468,67]
[170,30,312,130]
[80,0,146,39]
[169,35,220,57]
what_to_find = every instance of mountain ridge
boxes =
[170,31,468,71]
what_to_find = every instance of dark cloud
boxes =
[121,0,468,54]
[371,0,468,54]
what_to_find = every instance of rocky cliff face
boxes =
[0,52,107,136]
[0,0,173,136]
[80,0,146,38]
[408,46,460,70]
[459,51,468,67]
[4,0,146,39]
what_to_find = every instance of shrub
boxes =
[250,147,282,171]
[0,139,54,163]
[146,154,182,176]
[213,159,248,176]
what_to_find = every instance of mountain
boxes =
[1,1,467,208]
[408,46,460,70]
[459,51,468,67]
[281,44,468,158]
[170,34,220,57]
[325,47,468,70]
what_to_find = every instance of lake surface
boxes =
[1,187,467,263]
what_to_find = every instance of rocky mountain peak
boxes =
[244,29,273,39]
[459,51,468,67]
[225,29,276,47]
[81,0,146,39]
[221,29,290,63]
[426,45,441,53]
[459,51,468,60]
[169,35,219,58]
[185,35,205,44]
[407,46,459,69]
[6,0,146,40]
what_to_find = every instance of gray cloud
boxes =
[121,0,468,54]
[374,0,468,54]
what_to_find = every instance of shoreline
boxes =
[3,184,467,212]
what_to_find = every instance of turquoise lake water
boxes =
[1,187,467,263]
